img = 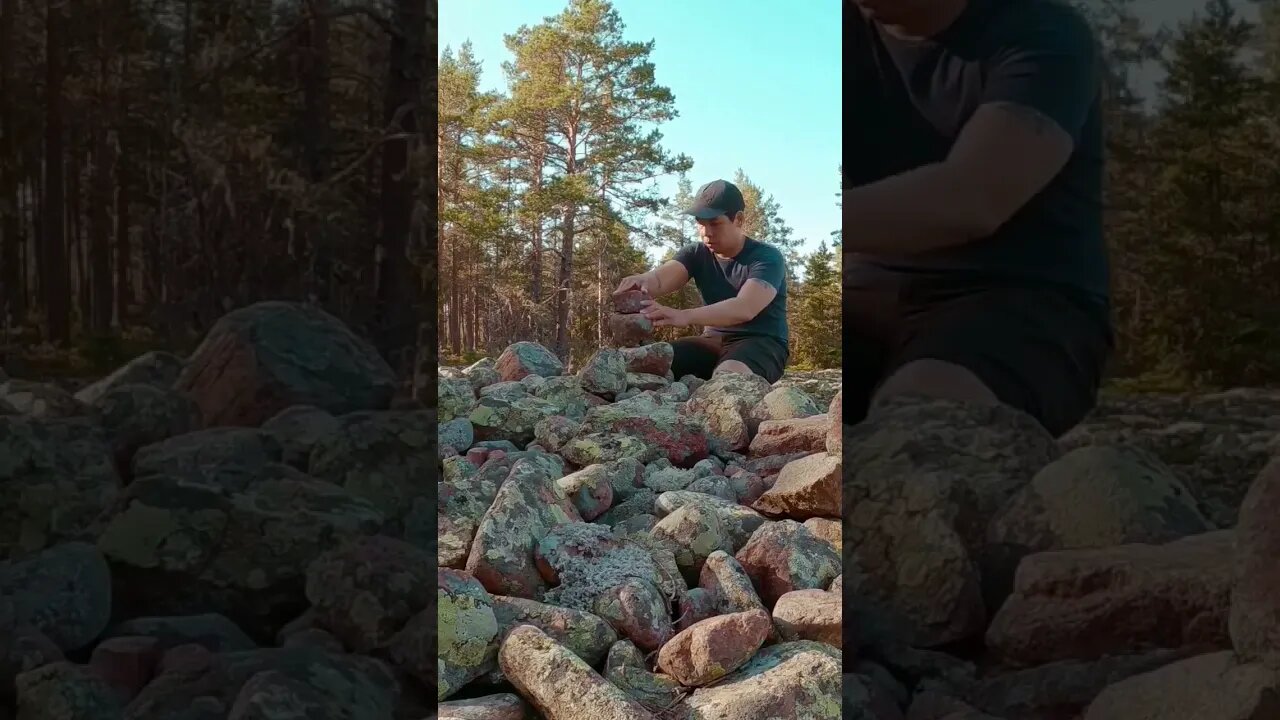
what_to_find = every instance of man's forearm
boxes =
[844,162,992,255]
[683,298,754,327]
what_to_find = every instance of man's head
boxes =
[684,179,746,255]
[852,0,967,36]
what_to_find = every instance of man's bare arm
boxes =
[680,279,776,327]
[843,101,1075,255]
[645,260,691,297]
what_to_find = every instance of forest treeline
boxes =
[0,0,434,377]
[438,0,843,371]
[1088,0,1280,390]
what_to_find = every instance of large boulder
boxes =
[175,301,397,427]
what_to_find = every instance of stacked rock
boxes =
[608,289,655,347]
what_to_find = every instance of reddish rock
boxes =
[1230,457,1280,669]
[677,588,720,632]
[620,343,674,377]
[826,390,842,455]
[734,521,841,608]
[592,579,673,653]
[987,530,1233,665]
[657,609,772,686]
[88,635,163,701]
[157,643,213,675]
[495,341,565,382]
[174,301,396,427]
[749,416,828,457]
[772,590,841,648]
[609,313,654,348]
[466,447,489,466]
[752,452,840,519]
[612,289,652,314]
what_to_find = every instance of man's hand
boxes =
[640,300,689,327]
[616,272,658,296]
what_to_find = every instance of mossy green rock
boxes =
[436,569,499,700]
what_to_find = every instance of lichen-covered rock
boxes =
[465,460,581,599]
[0,379,89,419]
[463,358,502,392]
[132,427,283,489]
[121,645,400,719]
[435,569,499,700]
[844,397,1059,646]
[749,386,821,429]
[0,416,120,560]
[734,520,841,609]
[650,503,733,586]
[13,661,124,718]
[73,350,185,406]
[612,289,651,314]
[699,550,768,617]
[495,341,564,381]
[608,313,654,348]
[1082,650,1280,720]
[440,376,477,423]
[174,301,397,427]
[826,390,841,455]
[657,608,771,687]
[439,417,475,456]
[772,590,841,647]
[100,474,385,641]
[620,342,673,377]
[303,535,436,657]
[0,542,111,652]
[578,348,628,399]
[989,445,1212,552]
[533,415,580,452]
[305,410,434,540]
[468,394,564,446]
[656,491,767,552]
[498,624,656,719]
[437,693,528,720]
[986,530,1233,665]
[93,382,203,470]
[575,394,709,467]
[100,614,257,653]
[752,452,840,519]
[1230,456,1280,670]
[685,372,773,452]
[749,415,828,457]
[259,405,341,471]
[674,641,842,719]
[560,432,661,467]
[478,595,618,683]
[556,465,616,522]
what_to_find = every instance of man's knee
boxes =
[713,359,756,377]
[871,358,999,407]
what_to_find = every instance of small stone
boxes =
[609,313,654,348]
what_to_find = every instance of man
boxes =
[615,179,790,384]
[843,0,1113,437]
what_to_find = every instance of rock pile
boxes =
[0,301,438,719]
[608,289,655,347]
[839,390,1280,719]
[437,337,844,717]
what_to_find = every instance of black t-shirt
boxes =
[846,0,1109,303]
[674,237,789,344]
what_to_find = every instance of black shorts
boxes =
[670,333,790,384]
[844,266,1114,437]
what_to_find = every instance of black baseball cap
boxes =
[683,179,745,220]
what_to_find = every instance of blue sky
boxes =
[439,1,842,264]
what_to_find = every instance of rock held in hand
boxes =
[612,288,651,313]
[609,313,654,348]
